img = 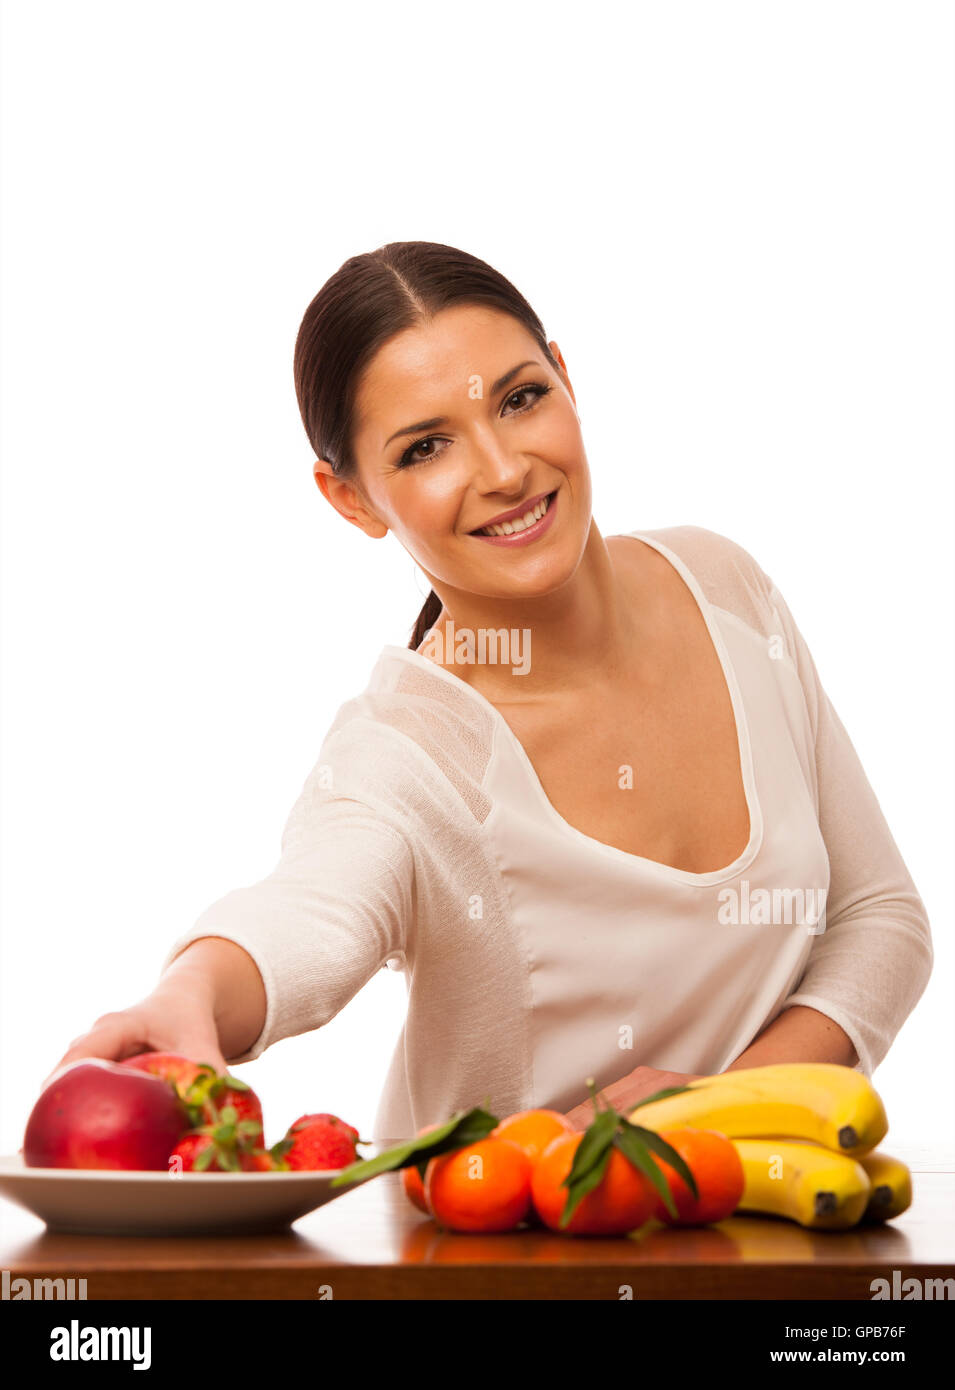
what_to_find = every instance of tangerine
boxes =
[491,1108,576,1165]
[531,1132,656,1236]
[647,1127,744,1225]
[424,1137,533,1233]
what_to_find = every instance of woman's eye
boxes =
[396,382,552,469]
[504,383,551,413]
[398,436,450,468]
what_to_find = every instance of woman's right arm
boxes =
[46,936,267,1081]
[47,761,414,1084]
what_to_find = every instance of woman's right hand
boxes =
[46,987,230,1089]
[43,937,266,1089]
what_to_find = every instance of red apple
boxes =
[23,1059,192,1170]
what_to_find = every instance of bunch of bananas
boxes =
[630,1063,912,1230]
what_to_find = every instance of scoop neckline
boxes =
[381,530,764,886]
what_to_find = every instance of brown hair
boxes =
[293,241,560,650]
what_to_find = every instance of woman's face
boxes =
[317,303,592,605]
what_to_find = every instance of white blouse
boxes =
[162,525,933,1142]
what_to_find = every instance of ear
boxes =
[548,340,576,410]
[312,459,388,539]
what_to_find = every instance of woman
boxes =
[51,241,933,1138]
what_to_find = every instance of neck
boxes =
[417,525,650,703]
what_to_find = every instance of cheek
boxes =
[538,403,586,464]
[392,471,463,543]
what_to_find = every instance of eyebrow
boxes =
[383,360,542,449]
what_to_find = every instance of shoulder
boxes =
[308,682,495,829]
[626,523,771,586]
[609,524,778,634]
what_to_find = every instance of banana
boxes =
[732,1137,872,1229]
[629,1063,887,1157]
[858,1150,913,1222]
[732,1138,914,1222]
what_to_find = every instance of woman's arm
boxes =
[752,566,933,1077]
[723,1004,858,1071]
[157,936,268,1061]
[563,1007,857,1129]
[50,728,414,1083]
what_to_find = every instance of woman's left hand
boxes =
[563,1065,705,1133]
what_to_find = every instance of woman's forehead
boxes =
[367,306,533,385]
[354,311,541,435]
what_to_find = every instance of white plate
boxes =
[0,1154,373,1236]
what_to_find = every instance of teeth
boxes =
[479,493,550,537]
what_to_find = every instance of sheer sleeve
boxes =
[760,570,933,1077]
[160,780,415,1064]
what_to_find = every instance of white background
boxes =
[1,0,952,1160]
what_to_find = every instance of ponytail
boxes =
[409,589,442,652]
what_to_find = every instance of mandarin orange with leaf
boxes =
[531,1131,657,1236]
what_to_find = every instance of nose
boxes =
[469,436,533,498]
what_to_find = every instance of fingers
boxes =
[563,1106,591,1133]
[43,1014,150,1087]
[43,1010,233,1090]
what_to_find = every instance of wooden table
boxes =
[2,1144,953,1300]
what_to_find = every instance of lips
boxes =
[469,490,556,535]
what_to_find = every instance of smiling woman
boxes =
[53,241,934,1145]
[291,242,591,655]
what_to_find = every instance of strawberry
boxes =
[122,1052,264,1138]
[273,1114,363,1171]
[168,1104,264,1173]
[288,1112,361,1145]
[169,1132,228,1173]
[189,1071,264,1135]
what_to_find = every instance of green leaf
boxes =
[194,1143,215,1172]
[329,1106,499,1188]
[612,1127,676,1219]
[625,1122,700,1200]
[263,1137,292,1171]
[561,1109,618,1188]
[219,1075,250,1093]
[559,1134,615,1229]
[185,1067,217,1098]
